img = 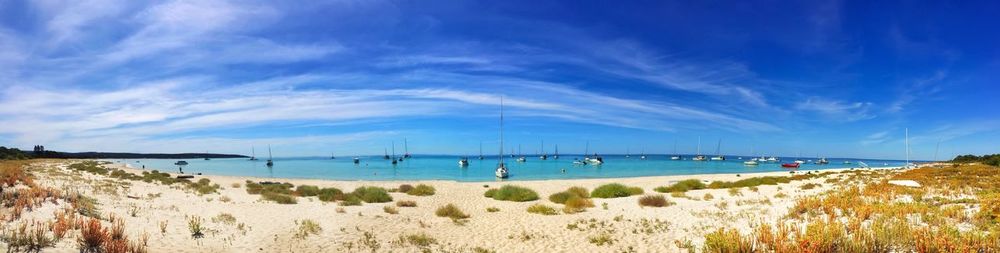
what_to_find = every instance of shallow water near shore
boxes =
[108,155,907,182]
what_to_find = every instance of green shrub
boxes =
[707,176,792,189]
[407,184,436,196]
[655,179,706,193]
[486,207,500,212]
[435,204,470,219]
[339,195,362,206]
[352,186,393,203]
[486,185,539,202]
[484,189,497,198]
[638,195,673,207]
[296,185,321,197]
[317,187,344,202]
[526,204,558,215]
[396,200,417,207]
[591,183,643,198]
[245,181,294,195]
[563,196,595,213]
[261,192,297,204]
[549,186,590,204]
[398,184,414,193]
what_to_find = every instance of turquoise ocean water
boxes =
[108,155,907,182]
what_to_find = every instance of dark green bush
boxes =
[486,185,539,202]
[591,183,643,198]
[352,186,393,203]
[317,187,344,202]
[262,192,297,204]
[296,185,321,197]
[407,184,436,196]
[435,204,470,219]
[655,179,706,193]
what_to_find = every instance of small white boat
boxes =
[496,97,509,179]
[573,159,586,165]
[710,156,725,161]
[174,161,189,166]
[586,157,604,165]
[458,157,469,167]
[794,160,805,164]
[744,160,759,166]
[516,157,526,162]
[816,158,829,164]
[353,157,360,164]
[766,156,778,162]
[692,155,707,161]
[670,156,681,160]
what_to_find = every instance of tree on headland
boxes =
[0,146,30,160]
[952,154,1000,167]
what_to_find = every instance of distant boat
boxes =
[553,145,559,159]
[744,160,758,166]
[478,141,485,160]
[516,144,526,162]
[391,141,398,165]
[403,138,412,159]
[495,97,508,179]
[249,146,258,161]
[794,159,805,164]
[204,151,210,160]
[266,145,274,167]
[670,140,681,160]
[539,140,548,160]
[710,139,725,161]
[692,137,707,161]
[815,158,829,164]
[383,148,390,160]
[782,163,800,168]
[586,154,604,165]
[639,148,647,160]
[843,161,852,164]
[458,157,469,167]
[766,156,779,162]
[174,161,188,166]
[625,147,631,158]
[353,157,360,164]
[330,153,336,159]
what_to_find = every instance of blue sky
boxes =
[0,0,997,160]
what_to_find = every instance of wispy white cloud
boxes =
[795,97,874,122]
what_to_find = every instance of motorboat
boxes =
[781,163,800,168]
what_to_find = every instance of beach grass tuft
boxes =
[655,179,706,193]
[526,204,559,215]
[261,192,297,204]
[591,183,643,198]
[295,185,321,197]
[351,186,393,203]
[396,200,417,207]
[383,206,399,214]
[562,196,595,214]
[406,184,436,196]
[485,185,539,202]
[295,219,322,239]
[638,194,674,207]
[397,184,414,193]
[435,204,470,219]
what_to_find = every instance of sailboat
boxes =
[495,97,509,179]
[204,151,210,161]
[626,147,631,158]
[692,137,707,161]
[539,140,548,160]
[266,145,274,167]
[249,146,258,161]
[639,148,647,160]
[458,156,469,167]
[670,141,681,160]
[403,138,412,159]
[383,148,390,160]
[710,139,725,160]
[391,141,398,165]
[553,145,559,159]
[744,145,758,166]
[516,144,526,162]
[478,141,485,160]
[353,156,360,164]
[794,151,805,164]
[330,153,336,159]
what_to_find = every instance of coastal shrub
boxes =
[69,161,110,175]
[188,178,221,195]
[188,216,204,238]
[976,193,1000,225]
[526,204,558,215]
[261,192,297,204]
[655,179,707,193]
[352,186,393,203]
[702,228,755,252]
[317,187,345,202]
[435,204,470,219]
[800,183,820,190]
[708,176,793,189]
[405,233,438,247]
[245,181,294,195]
[549,186,590,204]
[591,183,643,198]
[407,184,436,196]
[704,193,715,200]
[296,185,321,197]
[295,220,322,239]
[486,185,539,202]
[486,207,500,212]
[563,196,595,213]
[1,222,55,252]
[396,200,417,207]
[78,219,108,252]
[398,184,414,193]
[638,195,673,207]
[588,233,616,246]
[484,189,497,198]
[339,195,362,206]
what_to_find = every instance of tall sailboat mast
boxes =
[495,96,508,178]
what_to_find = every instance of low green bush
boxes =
[352,186,393,203]
[296,185,321,197]
[654,179,706,193]
[317,188,344,202]
[486,185,539,202]
[261,192,297,204]
[526,204,558,215]
[407,184,436,196]
[435,204,470,219]
[591,183,643,198]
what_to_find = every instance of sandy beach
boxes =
[4,159,892,252]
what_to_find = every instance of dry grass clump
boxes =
[638,195,674,207]
[526,204,558,215]
[703,193,715,200]
[383,206,399,214]
[75,218,147,253]
[295,219,322,239]
[261,192,297,204]
[406,184,436,196]
[655,179,706,193]
[549,186,594,213]
[562,197,595,214]
[591,183,643,198]
[484,185,539,202]
[486,207,500,212]
[403,233,437,247]
[351,186,393,203]
[1,221,55,252]
[396,200,417,207]
[800,183,820,190]
[397,184,414,193]
[435,204,470,219]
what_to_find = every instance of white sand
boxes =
[14,160,893,252]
